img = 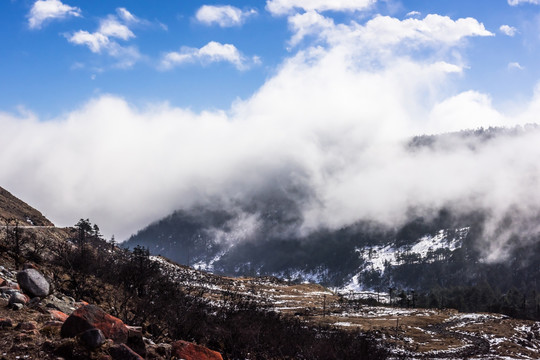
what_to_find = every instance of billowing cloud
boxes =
[2,11,538,264]
[266,0,376,15]
[2,54,539,251]
[500,24,518,36]
[28,0,81,29]
[508,0,540,5]
[98,17,135,40]
[288,12,493,50]
[68,16,134,53]
[195,5,257,27]
[160,41,258,70]
[68,31,109,53]
[66,9,140,68]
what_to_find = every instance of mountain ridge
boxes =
[0,186,53,226]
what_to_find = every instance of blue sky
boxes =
[2,0,540,116]
[4,0,540,248]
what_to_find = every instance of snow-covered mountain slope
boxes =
[342,228,469,292]
[125,197,540,323]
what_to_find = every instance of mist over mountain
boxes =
[5,22,540,243]
[125,126,540,301]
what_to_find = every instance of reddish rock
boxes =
[75,300,89,308]
[61,305,129,344]
[0,277,6,286]
[108,344,144,360]
[49,309,69,322]
[171,340,223,360]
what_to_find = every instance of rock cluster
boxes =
[1,263,225,360]
[1,266,33,310]
[61,304,130,344]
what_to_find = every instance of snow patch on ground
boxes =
[334,322,352,327]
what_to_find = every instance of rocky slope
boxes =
[0,263,224,360]
[0,187,53,227]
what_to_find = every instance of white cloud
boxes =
[406,11,421,17]
[287,10,335,46]
[68,30,109,53]
[288,12,493,50]
[195,5,257,27]
[266,0,376,15]
[28,0,81,29]
[98,17,135,40]
[500,24,518,36]
[116,8,138,23]
[508,0,540,5]
[508,61,524,70]
[160,41,256,70]
[66,9,141,67]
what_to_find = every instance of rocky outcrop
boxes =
[56,303,149,357]
[0,185,54,226]
[61,305,129,344]
[171,340,223,360]
[16,269,50,298]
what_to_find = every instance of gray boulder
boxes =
[16,269,50,298]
